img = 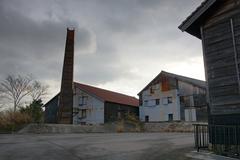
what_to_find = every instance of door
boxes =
[168,114,173,121]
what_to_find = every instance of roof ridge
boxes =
[161,70,205,83]
[138,70,206,95]
[74,82,137,99]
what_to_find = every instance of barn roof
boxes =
[44,82,139,108]
[74,82,139,107]
[138,71,206,95]
[178,0,218,38]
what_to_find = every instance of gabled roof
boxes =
[43,94,59,107]
[44,82,139,108]
[138,71,206,95]
[74,82,139,107]
[178,0,218,38]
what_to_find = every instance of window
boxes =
[81,109,87,118]
[156,99,160,105]
[163,97,173,105]
[168,114,173,121]
[167,97,173,104]
[145,116,149,122]
[150,87,154,94]
[79,96,88,106]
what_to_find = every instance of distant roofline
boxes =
[138,71,206,95]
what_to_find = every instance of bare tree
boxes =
[30,81,49,101]
[0,75,48,112]
[0,75,33,112]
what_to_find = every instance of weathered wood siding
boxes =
[104,102,139,123]
[202,0,240,115]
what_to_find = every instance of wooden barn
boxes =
[179,0,240,156]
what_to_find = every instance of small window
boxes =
[145,116,149,122]
[168,97,173,104]
[156,99,160,105]
[79,96,88,106]
[162,97,173,105]
[81,109,87,118]
[150,87,154,94]
[168,114,173,121]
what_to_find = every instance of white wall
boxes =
[139,83,181,122]
[73,88,104,125]
[184,108,196,122]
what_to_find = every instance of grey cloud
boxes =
[0,1,95,81]
[0,0,204,99]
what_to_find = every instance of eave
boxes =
[178,0,217,39]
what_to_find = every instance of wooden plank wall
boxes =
[202,0,240,115]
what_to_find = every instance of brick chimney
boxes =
[58,28,74,124]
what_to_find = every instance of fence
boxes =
[194,124,240,158]
[193,124,209,151]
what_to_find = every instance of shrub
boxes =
[116,120,125,133]
[19,99,44,123]
[125,113,144,132]
[0,110,31,133]
[115,113,144,132]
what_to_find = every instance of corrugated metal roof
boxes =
[74,82,139,107]
[138,71,206,95]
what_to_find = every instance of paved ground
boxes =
[0,133,196,160]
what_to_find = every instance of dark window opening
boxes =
[168,114,173,121]
[150,87,154,94]
[145,116,149,122]
[168,97,173,104]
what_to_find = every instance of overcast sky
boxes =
[0,0,205,102]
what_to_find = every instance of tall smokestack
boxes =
[58,28,74,124]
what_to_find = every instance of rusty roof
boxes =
[74,82,139,107]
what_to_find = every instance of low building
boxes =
[138,71,207,122]
[44,82,139,125]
